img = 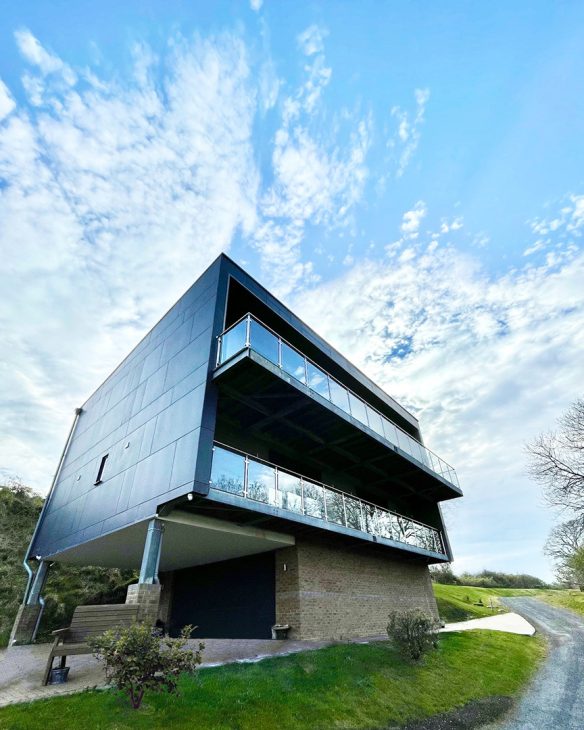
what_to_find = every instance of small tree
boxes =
[567,548,584,591]
[544,517,584,588]
[387,609,439,661]
[90,622,204,709]
[429,564,459,584]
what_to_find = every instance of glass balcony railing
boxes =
[209,443,446,556]
[216,314,459,489]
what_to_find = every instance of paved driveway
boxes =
[492,597,584,729]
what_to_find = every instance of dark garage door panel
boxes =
[170,552,276,639]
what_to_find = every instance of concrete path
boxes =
[441,612,535,636]
[0,637,332,707]
[487,597,584,730]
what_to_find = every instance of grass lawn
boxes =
[0,632,544,730]
[537,589,584,617]
[433,584,540,622]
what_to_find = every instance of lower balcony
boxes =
[209,443,447,558]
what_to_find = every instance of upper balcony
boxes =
[213,313,462,502]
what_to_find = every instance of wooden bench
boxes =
[42,604,139,685]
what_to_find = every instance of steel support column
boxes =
[26,561,49,606]
[139,518,165,584]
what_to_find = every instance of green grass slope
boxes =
[433,583,541,622]
[0,632,545,730]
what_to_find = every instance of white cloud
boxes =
[401,201,427,237]
[15,28,77,85]
[250,0,263,11]
[0,31,259,490]
[389,88,429,177]
[0,79,15,120]
[293,210,584,579]
[249,28,370,298]
[297,25,327,56]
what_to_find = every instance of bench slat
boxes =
[70,613,137,628]
[73,605,138,613]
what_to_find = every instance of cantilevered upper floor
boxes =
[28,254,462,569]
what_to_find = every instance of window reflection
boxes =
[365,406,385,437]
[277,471,303,513]
[348,393,368,425]
[210,447,245,495]
[247,460,276,505]
[281,342,306,384]
[219,320,247,364]
[303,480,325,519]
[250,319,279,364]
[325,491,345,525]
[306,362,330,400]
[329,379,350,413]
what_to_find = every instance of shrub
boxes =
[387,609,439,661]
[90,622,204,709]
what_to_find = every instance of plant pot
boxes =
[271,624,290,640]
[48,666,70,684]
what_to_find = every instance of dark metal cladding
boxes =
[30,254,459,563]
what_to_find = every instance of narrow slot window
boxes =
[95,454,109,485]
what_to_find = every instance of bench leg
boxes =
[42,653,55,686]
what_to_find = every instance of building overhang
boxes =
[42,510,295,571]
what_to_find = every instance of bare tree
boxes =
[544,517,584,586]
[527,398,584,511]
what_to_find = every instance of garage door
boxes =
[169,551,276,639]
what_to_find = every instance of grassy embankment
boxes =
[0,485,137,647]
[0,632,545,730]
[434,582,584,623]
[433,584,540,622]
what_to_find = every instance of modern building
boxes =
[12,254,462,644]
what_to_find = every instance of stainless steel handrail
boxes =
[210,442,446,555]
[216,313,459,488]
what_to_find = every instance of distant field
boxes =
[434,583,584,623]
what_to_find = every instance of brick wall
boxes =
[275,537,438,640]
[125,583,162,624]
[158,571,175,627]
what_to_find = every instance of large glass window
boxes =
[219,319,247,364]
[210,447,245,495]
[247,459,276,506]
[281,342,306,384]
[250,320,279,365]
[329,379,350,414]
[306,362,330,400]
[277,471,303,513]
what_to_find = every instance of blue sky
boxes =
[1,1,583,580]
